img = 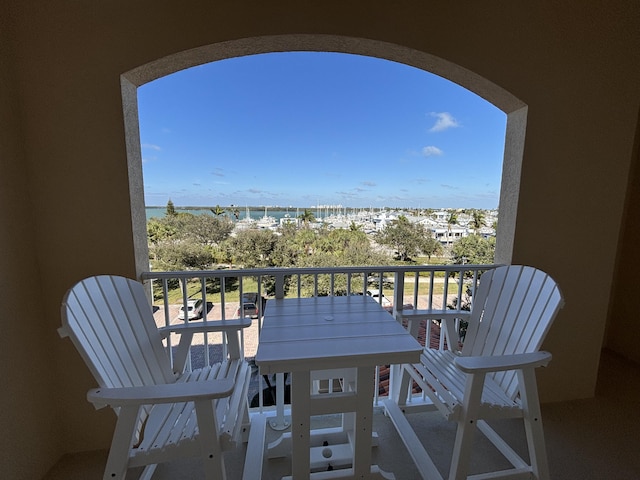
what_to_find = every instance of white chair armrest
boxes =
[158,318,252,339]
[395,309,471,352]
[454,351,552,374]
[87,378,236,406]
[165,319,252,373]
[395,308,471,321]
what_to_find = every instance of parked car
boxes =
[241,292,260,306]
[366,289,391,306]
[178,299,204,320]
[237,292,266,319]
[236,302,259,319]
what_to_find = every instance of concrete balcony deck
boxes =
[44,266,640,479]
[43,349,640,479]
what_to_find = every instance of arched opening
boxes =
[121,34,526,276]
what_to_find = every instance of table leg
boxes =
[269,372,291,431]
[352,366,375,478]
[279,366,394,480]
[290,370,311,479]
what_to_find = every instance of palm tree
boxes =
[298,209,316,228]
[210,204,225,216]
[471,210,486,234]
[447,212,458,244]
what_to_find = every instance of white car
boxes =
[366,289,391,306]
[178,299,204,320]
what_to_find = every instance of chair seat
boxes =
[60,275,253,479]
[129,359,250,467]
[386,266,563,480]
[411,350,522,421]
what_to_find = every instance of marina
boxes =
[145,205,498,242]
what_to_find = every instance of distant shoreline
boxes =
[146,205,313,212]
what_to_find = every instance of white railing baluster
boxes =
[428,270,435,309]
[141,264,499,410]
[220,277,228,360]
[161,279,173,368]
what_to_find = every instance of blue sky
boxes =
[138,52,506,210]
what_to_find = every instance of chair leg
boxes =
[449,419,477,480]
[518,369,550,480]
[448,373,485,480]
[138,464,158,480]
[195,399,226,480]
[103,406,140,480]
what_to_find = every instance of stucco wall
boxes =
[1,1,639,477]
[607,108,640,363]
[0,15,59,480]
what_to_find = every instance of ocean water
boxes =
[146,207,309,222]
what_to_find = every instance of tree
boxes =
[153,240,214,270]
[451,234,495,265]
[293,227,317,256]
[298,209,316,227]
[225,229,279,268]
[375,215,432,261]
[210,204,226,216]
[420,235,443,259]
[471,210,486,234]
[447,212,458,244]
[147,217,177,245]
[181,214,234,245]
[293,228,387,296]
[148,211,234,271]
[166,199,176,216]
[271,230,300,267]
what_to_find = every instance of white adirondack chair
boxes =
[384,265,564,480]
[59,275,252,480]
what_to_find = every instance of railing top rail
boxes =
[140,264,498,281]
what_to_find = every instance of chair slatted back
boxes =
[61,275,175,389]
[462,265,563,400]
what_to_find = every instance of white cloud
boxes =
[142,143,162,151]
[422,146,444,157]
[429,112,460,132]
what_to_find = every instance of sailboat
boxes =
[256,206,277,230]
[234,206,257,230]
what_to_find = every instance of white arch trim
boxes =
[121,34,526,275]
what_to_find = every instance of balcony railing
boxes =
[141,264,497,411]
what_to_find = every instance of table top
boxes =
[255,296,423,374]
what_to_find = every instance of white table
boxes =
[255,296,422,479]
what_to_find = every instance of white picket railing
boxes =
[140,264,497,410]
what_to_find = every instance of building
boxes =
[1,2,639,478]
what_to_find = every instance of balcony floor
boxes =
[44,349,640,479]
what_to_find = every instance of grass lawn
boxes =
[152,274,459,305]
[152,277,262,305]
